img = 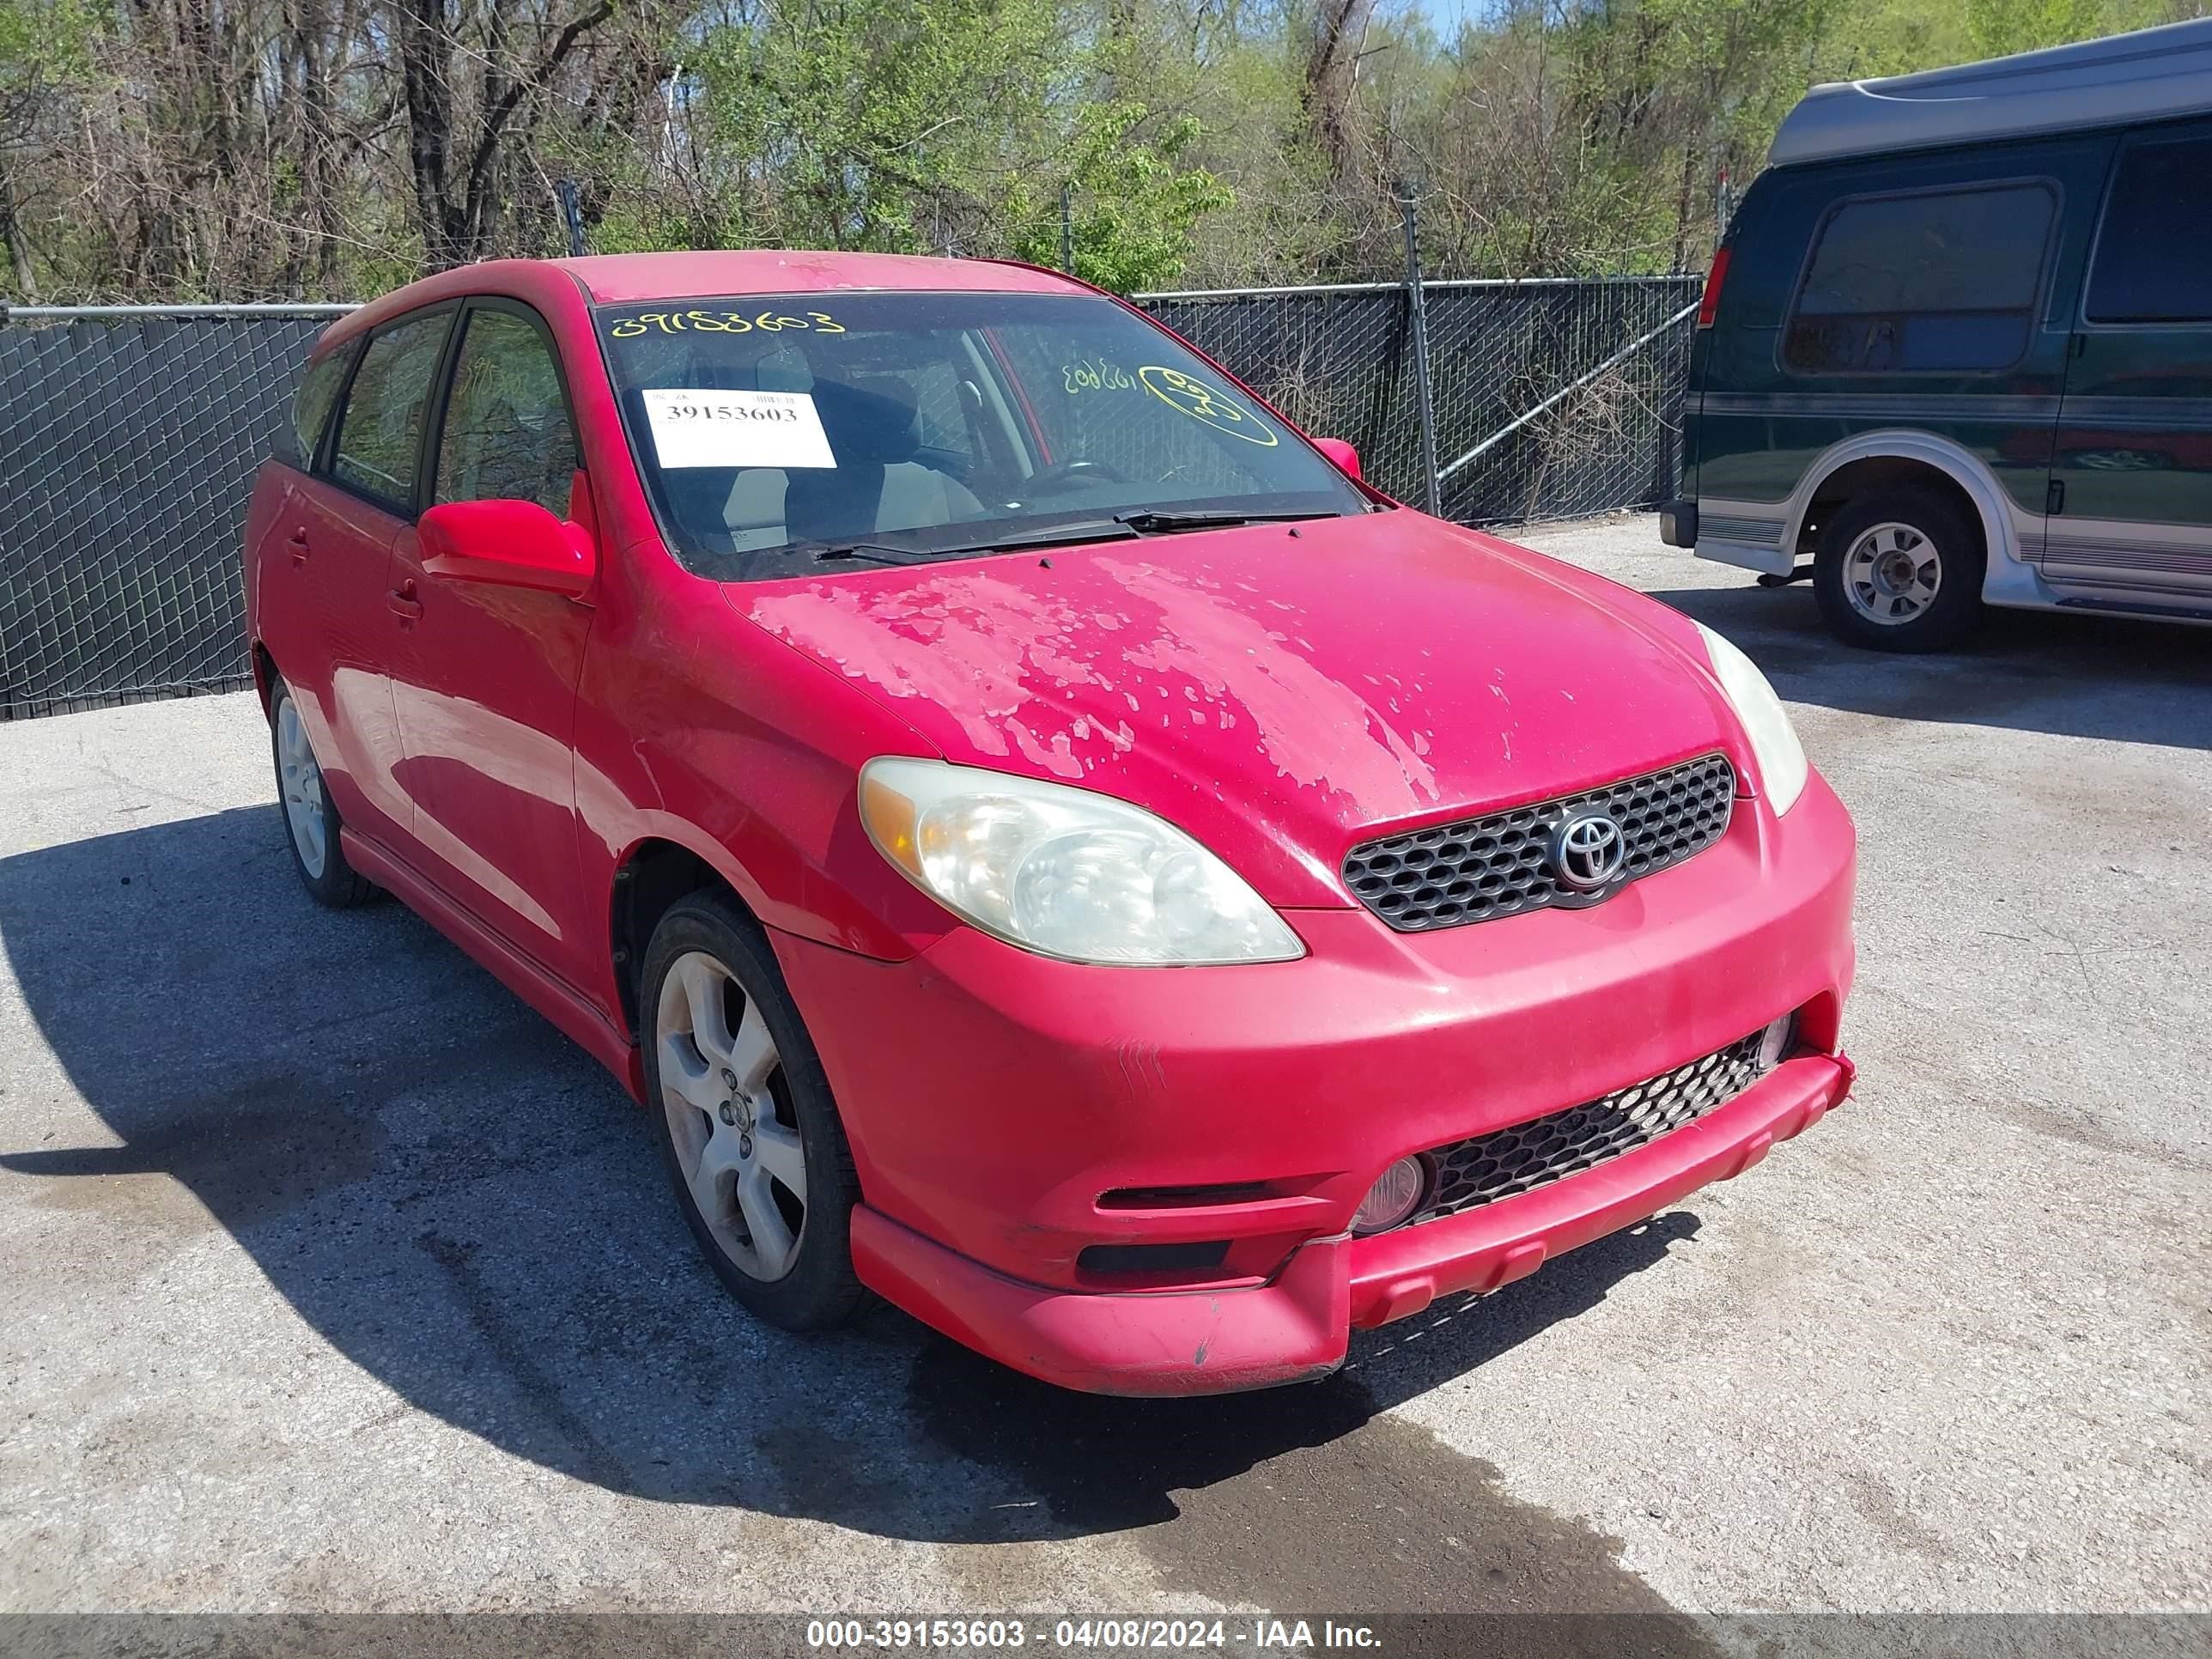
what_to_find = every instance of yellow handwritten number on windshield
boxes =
[608,310,844,338]
[1137,366,1279,446]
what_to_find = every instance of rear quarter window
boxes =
[1783,182,2057,374]
[276,344,353,469]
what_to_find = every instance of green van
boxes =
[1667,19,2212,650]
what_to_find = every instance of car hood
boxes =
[733,512,1743,908]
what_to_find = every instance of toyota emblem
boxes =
[1551,811,1627,890]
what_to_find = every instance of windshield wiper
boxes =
[1114,509,1338,534]
[803,541,939,568]
[804,519,1144,568]
[971,518,1143,551]
[797,507,1342,568]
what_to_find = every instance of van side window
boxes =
[2086,137,2212,324]
[1784,185,2055,374]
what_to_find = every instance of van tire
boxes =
[1813,486,1986,653]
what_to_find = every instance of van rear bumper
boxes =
[1662,499,1798,577]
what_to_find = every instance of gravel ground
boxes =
[0,514,2206,1627]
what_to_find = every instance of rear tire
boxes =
[268,674,376,908]
[1813,485,1986,653]
[641,891,866,1333]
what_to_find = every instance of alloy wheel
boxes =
[276,696,329,878]
[655,950,807,1281]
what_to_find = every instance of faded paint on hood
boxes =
[736,512,1741,908]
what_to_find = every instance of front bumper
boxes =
[1659,499,1698,548]
[852,1048,1850,1394]
[775,769,1857,1395]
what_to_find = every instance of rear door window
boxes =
[331,310,452,509]
[1784,184,2057,374]
[2085,134,2212,323]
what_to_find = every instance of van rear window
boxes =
[1784,185,2055,374]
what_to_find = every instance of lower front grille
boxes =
[1411,1030,1772,1225]
[1077,1241,1231,1276]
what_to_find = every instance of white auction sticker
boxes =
[641,387,837,470]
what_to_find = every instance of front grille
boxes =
[1411,1030,1769,1224]
[1342,753,1736,933]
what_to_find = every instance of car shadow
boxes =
[0,801,1705,1552]
[1642,580,2212,751]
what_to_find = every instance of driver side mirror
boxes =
[1313,437,1362,481]
[418,499,596,599]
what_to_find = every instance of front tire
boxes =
[268,674,375,908]
[641,891,865,1332]
[1813,486,1986,653]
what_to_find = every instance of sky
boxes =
[1405,0,1497,40]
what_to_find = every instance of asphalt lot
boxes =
[0,514,2206,1625]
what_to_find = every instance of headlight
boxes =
[858,757,1306,965]
[1695,623,1808,814]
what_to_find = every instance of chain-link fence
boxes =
[1143,276,1699,526]
[0,307,346,720]
[0,279,1696,720]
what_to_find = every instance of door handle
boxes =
[387,580,423,622]
[288,528,310,564]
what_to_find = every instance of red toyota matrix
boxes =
[243,252,1856,1395]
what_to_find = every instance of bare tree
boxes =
[392,0,614,270]
[0,164,34,298]
[1304,0,1379,181]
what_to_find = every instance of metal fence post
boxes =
[555,179,588,258]
[1060,185,1074,276]
[1397,182,1442,515]
[1654,310,1687,508]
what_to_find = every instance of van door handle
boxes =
[387,580,423,622]
[288,528,310,564]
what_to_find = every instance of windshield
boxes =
[595,290,1371,580]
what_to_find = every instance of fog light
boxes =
[1352,1156,1426,1236]
[1756,1012,1797,1072]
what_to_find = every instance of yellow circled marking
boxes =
[1137,365,1279,446]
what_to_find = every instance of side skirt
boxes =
[339,825,647,1103]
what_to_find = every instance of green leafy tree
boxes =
[1967,0,2118,55]
[1006,105,1231,292]
[0,0,98,297]
[684,0,1230,290]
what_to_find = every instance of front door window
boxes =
[434,310,580,517]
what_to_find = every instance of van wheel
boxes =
[1814,487,1985,652]
[641,891,866,1333]
[269,675,376,908]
